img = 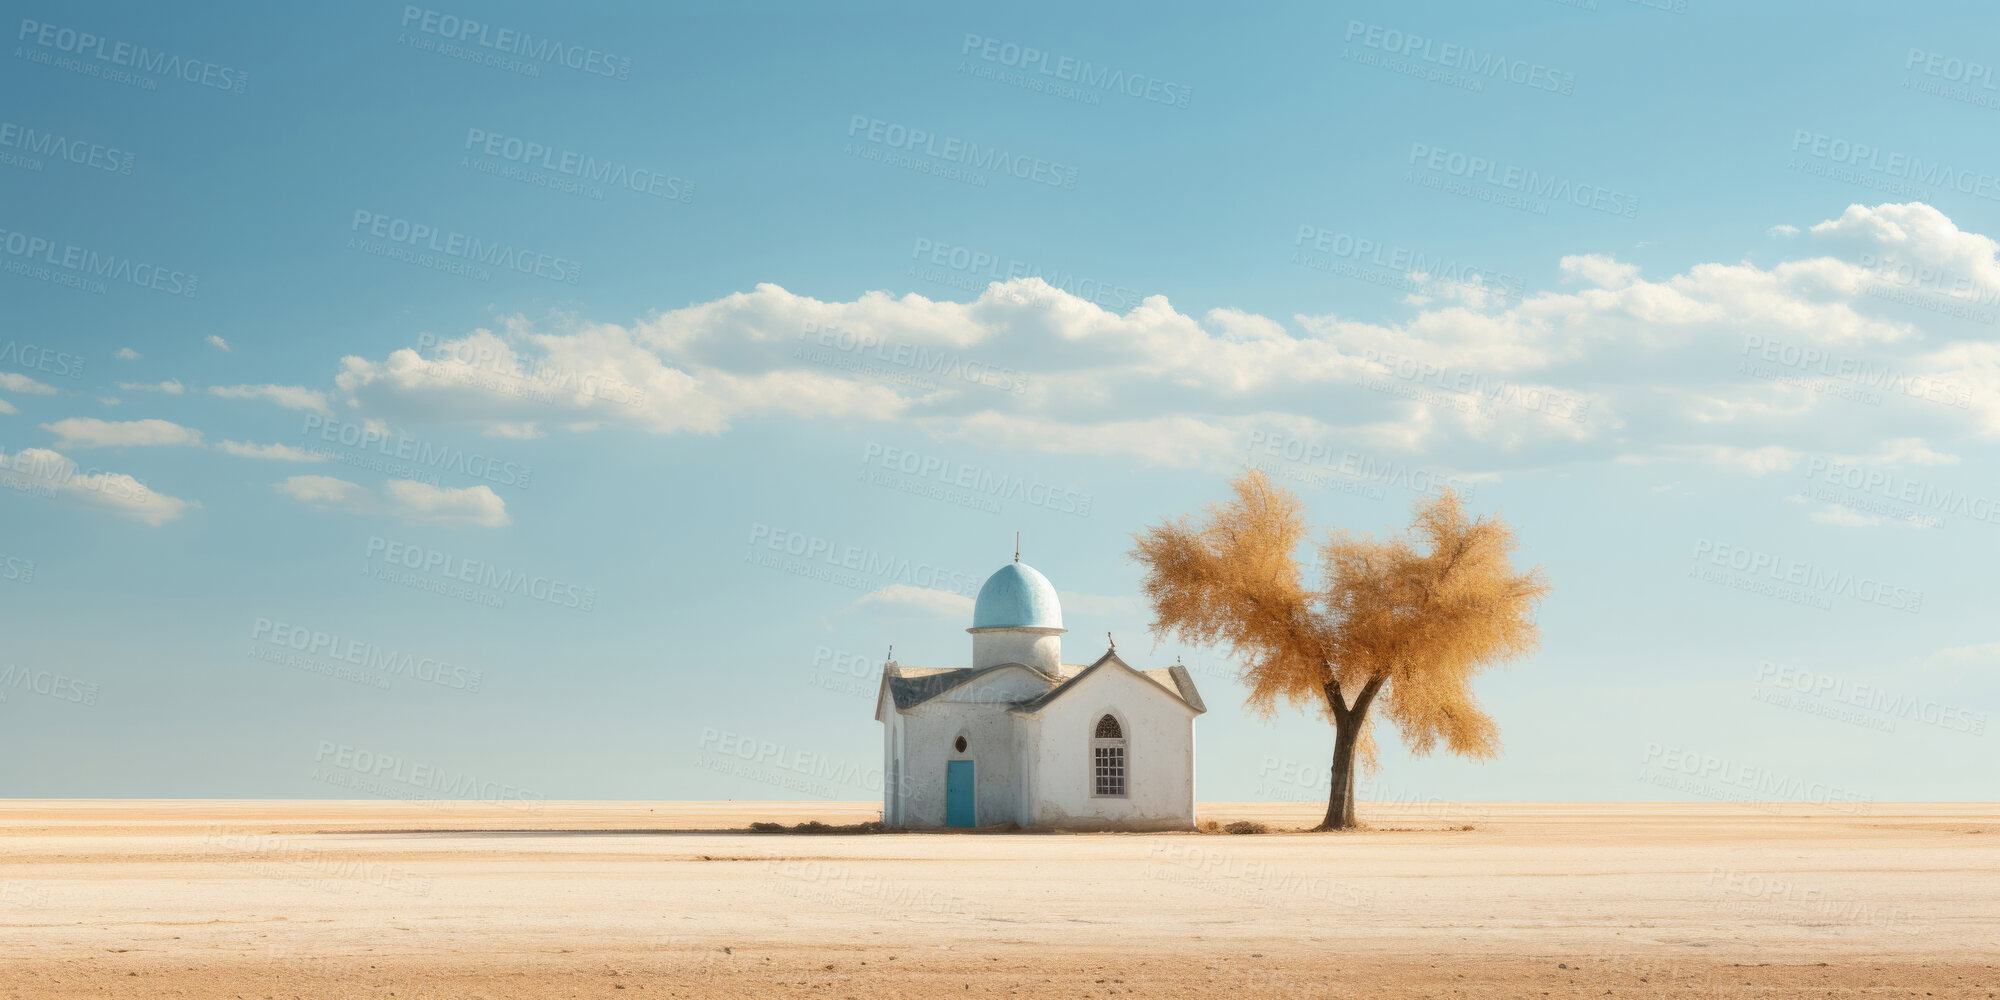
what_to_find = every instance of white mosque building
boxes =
[874,557,1205,830]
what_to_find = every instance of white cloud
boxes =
[1559,253,1643,290]
[0,373,58,395]
[118,379,185,394]
[206,335,231,352]
[381,479,511,526]
[1768,224,1800,236]
[337,321,904,436]
[0,448,191,525]
[209,383,330,414]
[40,417,205,449]
[114,348,142,360]
[1808,505,1889,528]
[483,422,544,439]
[1919,641,2000,678]
[841,584,975,618]
[1055,591,1144,616]
[322,203,2000,479]
[1892,641,2000,695]
[1204,307,1288,342]
[0,399,15,415]
[218,440,327,462]
[275,475,511,527]
[1809,202,2000,279]
[1838,437,1960,468]
[937,412,1250,470]
[276,474,368,507]
[1631,444,1802,476]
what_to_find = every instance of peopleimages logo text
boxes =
[363,537,597,611]
[1789,131,2000,202]
[1690,539,1922,613]
[1408,143,1639,218]
[801,319,1029,395]
[1245,429,1477,500]
[0,341,85,379]
[859,442,1092,516]
[462,129,692,202]
[1742,335,1972,409]
[1293,225,1524,299]
[1755,662,1985,736]
[15,19,249,93]
[1905,48,1999,90]
[0,665,98,705]
[349,211,583,285]
[846,117,1078,190]
[745,524,983,597]
[250,618,482,693]
[0,227,198,297]
[1800,456,2000,526]
[314,741,544,804]
[1641,743,1872,813]
[1344,21,1576,95]
[959,34,1192,108]
[0,123,134,174]
[398,7,631,79]
[301,415,532,489]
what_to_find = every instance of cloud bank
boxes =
[332,202,1997,483]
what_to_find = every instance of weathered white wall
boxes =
[884,712,897,825]
[894,666,1046,827]
[881,660,1197,831]
[969,628,1062,672]
[1023,665,1196,831]
[878,693,907,825]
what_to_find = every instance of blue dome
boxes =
[972,562,1064,629]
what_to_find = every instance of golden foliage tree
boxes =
[1132,470,1548,830]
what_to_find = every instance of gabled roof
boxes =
[876,649,1205,718]
[881,663,1039,711]
[1156,662,1208,715]
[1016,649,1206,716]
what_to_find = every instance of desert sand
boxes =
[2,799,1995,999]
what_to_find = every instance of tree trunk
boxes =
[1315,675,1383,832]
[1317,717,1362,830]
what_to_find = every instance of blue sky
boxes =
[4,1,1996,807]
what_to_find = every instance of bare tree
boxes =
[1133,470,1548,830]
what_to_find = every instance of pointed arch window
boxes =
[1091,714,1126,797]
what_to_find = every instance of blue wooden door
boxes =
[945,760,975,828]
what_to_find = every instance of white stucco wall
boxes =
[969,628,1062,672]
[1022,665,1197,831]
[879,699,906,825]
[881,659,1198,831]
[894,666,1048,827]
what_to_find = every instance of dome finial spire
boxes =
[1014,531,1019,563]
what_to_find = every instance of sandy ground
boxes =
[2,800,1995,999]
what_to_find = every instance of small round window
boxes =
[954,735,968,753]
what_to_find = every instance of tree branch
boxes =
[1349,673,1387,721]
[1322,679,1349,720]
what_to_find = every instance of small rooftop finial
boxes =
[1014,531,1020,563]
[886,645,894,663]
[1106,631,1115,652]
